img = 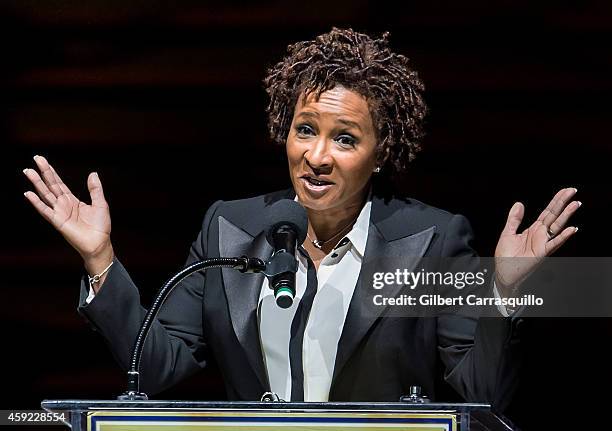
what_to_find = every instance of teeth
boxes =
[307,177,329,186]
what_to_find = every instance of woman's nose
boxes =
[304,138,333,171]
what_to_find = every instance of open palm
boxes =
[494,187,581,292]
[24,156,111,259]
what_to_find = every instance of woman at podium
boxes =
[22,28,580,407]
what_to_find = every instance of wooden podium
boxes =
[41,400,515,431]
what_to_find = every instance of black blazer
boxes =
[78,189,521,406]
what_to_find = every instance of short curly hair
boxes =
[263,27,427,177]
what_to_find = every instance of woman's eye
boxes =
[336,135,357,147]
[296,124,315,136]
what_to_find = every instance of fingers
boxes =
[24,155,78,206]
[537,187,578,228]
[548,200,581,236]
[23,190,54,223]
[536,188,567,222]
[502,202,525,235]
[87,172,108,207]
[545,225,578,255]
[33,155,63,198]
[50,165,74,197]
[32,155,73,199]
[22,168,57,207]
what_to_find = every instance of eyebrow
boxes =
[337,118,362,131]
[296,111,319,120]
[296,111,363,132]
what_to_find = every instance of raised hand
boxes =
[494,187,581,294]
[23,155,114,287]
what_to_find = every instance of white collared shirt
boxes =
[257,197,371,402]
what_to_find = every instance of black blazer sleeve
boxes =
[77,199,222,395]
[436,214,521,410]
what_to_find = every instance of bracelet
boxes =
[88,260,114,289]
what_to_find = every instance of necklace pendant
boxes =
[312,239,324,249]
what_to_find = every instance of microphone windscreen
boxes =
[265,199,308,244]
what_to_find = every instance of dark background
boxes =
[1,1,611,429]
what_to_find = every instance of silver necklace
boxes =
[307,216,357,250]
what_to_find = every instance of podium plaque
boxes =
[42,400,514,431]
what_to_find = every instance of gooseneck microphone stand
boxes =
[117,251,297,401]
[118,256,266,400]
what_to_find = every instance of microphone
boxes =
[264,199,308,308]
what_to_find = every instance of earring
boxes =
[373,166,381,173]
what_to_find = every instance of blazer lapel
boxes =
[331,198,436,389]
[218,216,272,391]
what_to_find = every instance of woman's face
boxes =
[286,85,378,213]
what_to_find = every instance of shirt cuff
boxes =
[493,280,516,317]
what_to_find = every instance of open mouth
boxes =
[302,176,334,186]
[300,175,335,196]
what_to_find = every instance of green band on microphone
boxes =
[277,287,293,296]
